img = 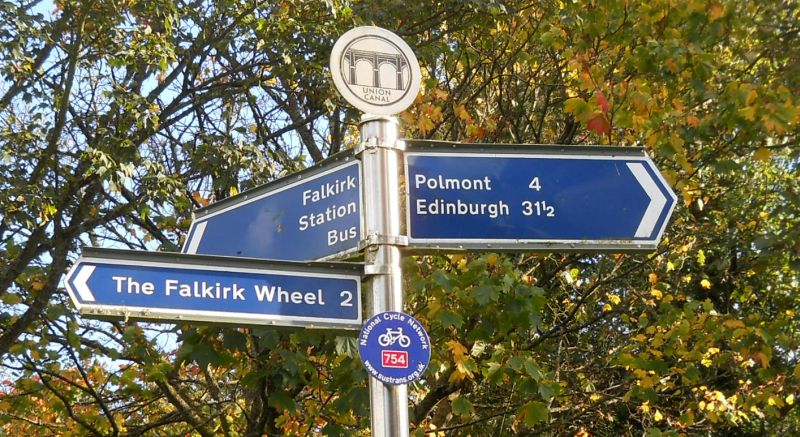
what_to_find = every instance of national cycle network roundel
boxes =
[358,311,431,385]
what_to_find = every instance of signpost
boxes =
[331,26,421,437]
[63,24,679,437]
[65,247,363,329]
[405,141,677,252]
[183,152,361,261]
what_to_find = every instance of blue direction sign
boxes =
[358,311,431,385]
[65,248,363,329]
[183,152,361,261]
[405,141,677,252]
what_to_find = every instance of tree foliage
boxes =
[1,0,798,435]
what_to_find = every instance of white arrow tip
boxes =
[72,265,96,302]
[627,163,668,239]
[183,221,207,254]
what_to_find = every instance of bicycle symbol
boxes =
[378,328,411,348]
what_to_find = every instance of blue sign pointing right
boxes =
[405,142,677,252]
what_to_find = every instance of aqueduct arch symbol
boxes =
[343,48,408,90]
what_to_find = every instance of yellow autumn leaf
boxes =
[738,106,757,121]
[606,293,621,305]
[753,147,772,162]
[399,110,415,126]
[448,367,469,383]
[709,3,725,21]
[676,154,694,174]
[786,394,795,406]
[650,289,663,300]
[31,279,47,291]
[723,319,746,329]
[768,396,783,407]
[417,116,435,134]
[700,279,712,289]
[654,410,663,422]
[754,351,770,368]
[192,191,210,207]
[763,113,788,133]
[648,273,658,284]
[687,115,701,127]
[638,376,655,388]
[428,104,444,122]
[746,89,758,105]
[448,340,468,362]
[448,362,474,383]
[454,104,470,121]
[631,114,647,130]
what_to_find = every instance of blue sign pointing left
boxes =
[183,152,361,262]
[65,248,363,329]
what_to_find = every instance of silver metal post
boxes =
[358,114,408,437]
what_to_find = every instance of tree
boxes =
[1,0,798,435]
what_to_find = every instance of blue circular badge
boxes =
[358,311,431,385]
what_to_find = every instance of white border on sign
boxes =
[182,160,363,261]
[330,26,421,115]
[64,256,363,329]
[403,151,677,248]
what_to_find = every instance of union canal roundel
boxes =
[330,26,421,115]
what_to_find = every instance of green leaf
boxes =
[436,309,464,328]
[472,284,499,305]
[1,292,23,305]
[683,365,701,384]
[507,356,524,372]
[564,97,591,119]
[538,383,559,401]
[269,390,298,413]
[646,428,664,437]
[524,360,544,380]
[433,270,454,292]
[521,401,549,427]
[222,329,248,352]
[451,396,474,417]
[335,335,358,357]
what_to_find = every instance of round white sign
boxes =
[330,26,421,115]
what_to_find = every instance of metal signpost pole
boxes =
[359,115,409,437]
